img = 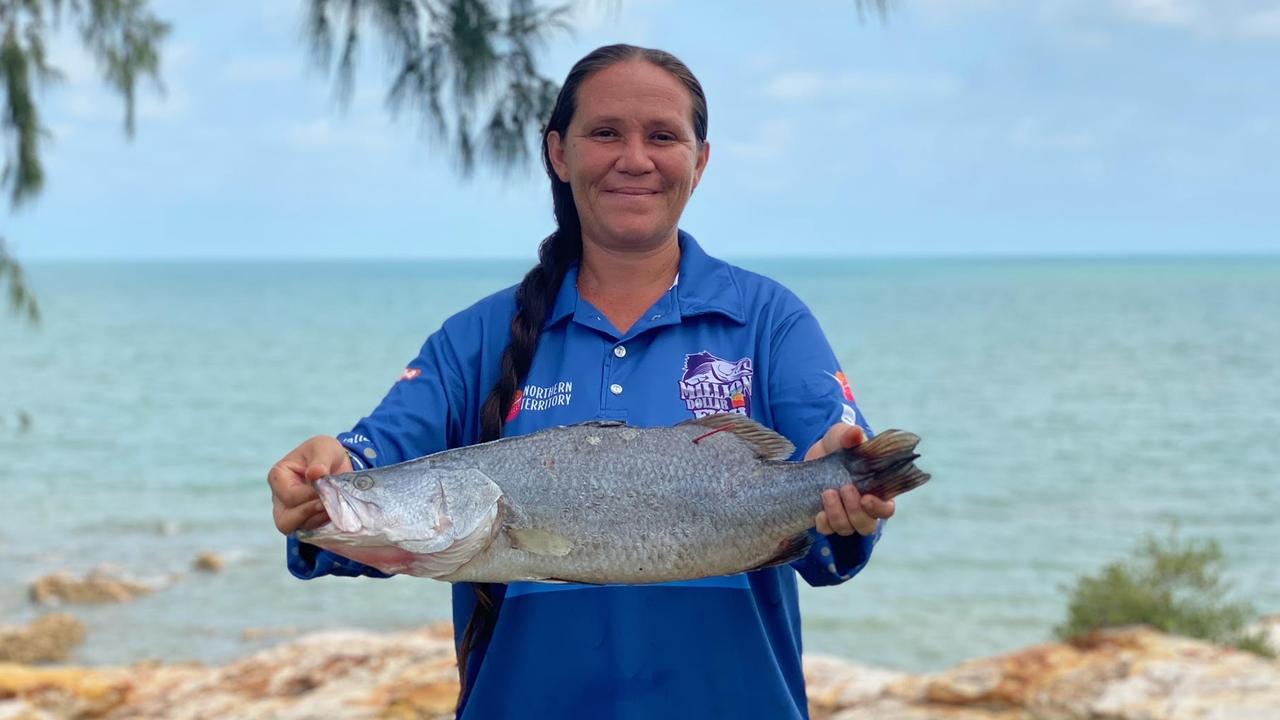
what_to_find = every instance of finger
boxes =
[268,464,320,507]
[299,509,331,531]
[840,424,866,449]
[304,463,331,483]
[815,510,834,536]
[839,484,878,536]
[822,489,856,536]
[275,499,326,535]
[807,424,853,461]
[861,495,896,520]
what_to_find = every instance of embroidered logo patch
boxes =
[831,370,856,402]
[679,352,753,418]
[399,367,421,381]
[508,381,573,422]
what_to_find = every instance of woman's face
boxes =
[548,60,710,253]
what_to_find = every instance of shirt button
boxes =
[613,345,627,358]
[610,383,623,396]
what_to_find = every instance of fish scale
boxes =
[298,413,930,584]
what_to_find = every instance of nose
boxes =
[615,136,656,175]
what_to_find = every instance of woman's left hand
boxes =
[805,424,896,536]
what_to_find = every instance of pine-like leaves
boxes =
[308,0,570,175]
[0,0,167,322]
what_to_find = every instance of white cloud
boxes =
[286,117,395,152]
[763,69,959,103]
[1111,0,1280,40]
[719,119,792,160]
[1117,0,1202,27]
[1236,6,1280,38]
[763,72,826,100]
[1010,116,1098,151]
[223,57,304,84]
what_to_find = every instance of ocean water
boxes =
[1,256,1278,672]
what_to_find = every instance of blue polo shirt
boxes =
[288,231,881,720]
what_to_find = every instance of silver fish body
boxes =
[297,413,928,584]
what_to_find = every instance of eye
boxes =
[652,131,678,143]
[353,475,375,491]
[590,127,619,139]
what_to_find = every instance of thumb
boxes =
[303,463,330,483]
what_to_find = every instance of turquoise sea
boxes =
[2,256,1278,671]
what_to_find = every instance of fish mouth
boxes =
[304,477,383,536]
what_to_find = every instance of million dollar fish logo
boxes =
[679,352,754,418]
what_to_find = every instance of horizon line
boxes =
[16,249,1280,263]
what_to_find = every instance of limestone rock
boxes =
[192,552,225,573]
[28,569,154,605]
[804,654,906,718]
[3,624,1278,719]
[0,664,130,718]
[0,616,86,665]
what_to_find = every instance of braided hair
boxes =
[456,43,709,709]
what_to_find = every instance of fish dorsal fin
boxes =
[678,413,795,460]
[570,419,627,428]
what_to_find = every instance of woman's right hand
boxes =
[267,435,352,535]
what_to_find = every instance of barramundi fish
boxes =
[296,413,929,584]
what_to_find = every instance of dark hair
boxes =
[456,43,708,708]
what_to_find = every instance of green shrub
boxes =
[1056,533,1273,657]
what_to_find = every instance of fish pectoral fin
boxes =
[507,528,573,557]
[749,532,814,572]
[678,413,796,460]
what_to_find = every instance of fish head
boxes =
[297,465,504,578]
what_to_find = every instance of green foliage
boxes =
[307,0,570,176]
[0,0,168,322]
[307,0,891,175]
[0,236,38,322]
[1057,533,1273,657]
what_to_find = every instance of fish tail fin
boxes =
[839,429,931,500]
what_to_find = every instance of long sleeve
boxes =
[765,303,883,587]
[287,317,477,580]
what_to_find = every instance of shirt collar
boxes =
[541,229,746,330]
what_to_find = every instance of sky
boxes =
[8,0,1279,259]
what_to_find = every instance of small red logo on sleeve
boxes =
[399,368,422,381]
[834,371,856,402]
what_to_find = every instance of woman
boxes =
[268,44,895,719]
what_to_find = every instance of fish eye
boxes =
[353,475,375,491]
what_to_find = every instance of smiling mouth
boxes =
[607,189,660,196]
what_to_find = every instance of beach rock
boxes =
[239,627,298,642]
[0,616,86,664]
[3,624,1277,719]
[804,654,907,717]
[192,552,225,573]
[824,625,1280,720]
[28,569,154,605]
[0,664,131,718]
[105,627,460,719]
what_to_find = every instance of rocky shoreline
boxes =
[1,617,1278,719]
